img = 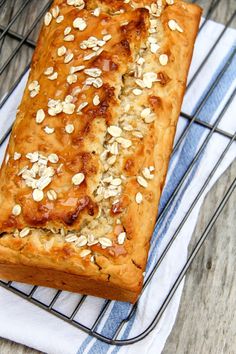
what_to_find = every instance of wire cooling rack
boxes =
[0,0,235,346]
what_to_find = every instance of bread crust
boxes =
[0,0,201,303]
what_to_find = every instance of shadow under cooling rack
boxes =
[0,0,235,345]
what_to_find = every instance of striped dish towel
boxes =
[0,19,235,354]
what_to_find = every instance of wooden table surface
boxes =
[0,0,235,353]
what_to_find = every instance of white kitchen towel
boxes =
[0,18,235,354]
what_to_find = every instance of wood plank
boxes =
[0,0,49,99]
[196,0,236,28]
[163,160,236,354]
[0,338,42,354]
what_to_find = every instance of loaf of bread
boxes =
[0,0,201,303]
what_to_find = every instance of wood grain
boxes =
[0,0,48,100]
[163,160,236,354]
[0,0,235,353]
[196,0,236,28]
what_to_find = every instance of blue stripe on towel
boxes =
[77,46,236,354]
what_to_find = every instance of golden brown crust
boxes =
[0,0,201,303]
[0,262,138,302]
